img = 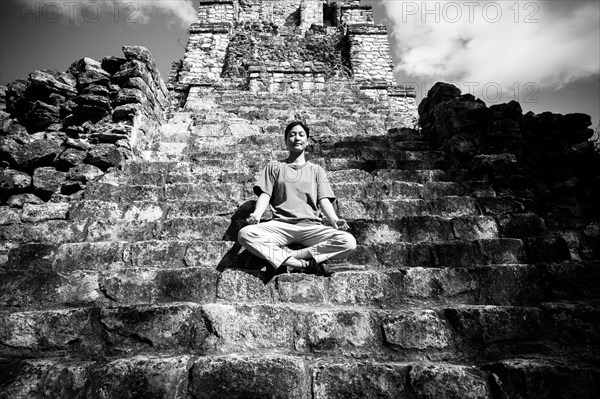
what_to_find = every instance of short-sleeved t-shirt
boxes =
[253,161,335,224]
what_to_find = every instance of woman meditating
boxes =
[237,120,356,273]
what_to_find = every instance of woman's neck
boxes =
[286,151,306,165]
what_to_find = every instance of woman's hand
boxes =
[334,219,349,231]
[246,213,260,225]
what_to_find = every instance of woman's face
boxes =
[285,125,309,153]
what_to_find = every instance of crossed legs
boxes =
[237,220,357,270]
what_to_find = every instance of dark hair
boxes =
[284,120,310,139]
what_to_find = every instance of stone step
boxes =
[83,180,468,204]
[123,158,450,179]
[0,217,235,245]
[2,217,564,271]
[177,132,430,153]
[7,262,592,310]
[4,355,597,399]
[0,253,600,309]
[1,301,598,361]
[118,163,451,185]
[1,236,527,275]
[68,200,515,235]
[63,197,542,242]
[142,145,442,168]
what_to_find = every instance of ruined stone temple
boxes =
[1,0,600,397]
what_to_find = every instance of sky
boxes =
[1,0,598,126]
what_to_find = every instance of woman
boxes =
[237,120,356,273]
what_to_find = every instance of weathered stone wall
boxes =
[247,67,327,93]
[419,82,600,260]
[197,0,235,24]
[348,26,396,85]
[299,0,324,30]
[340,5,374,25]
[223,22,350,85]
[0,46,168,204]
[179,25,230,85]
[169,0,416,118]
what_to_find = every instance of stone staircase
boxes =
[2,90,600,398]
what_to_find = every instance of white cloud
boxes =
[382,0,600,96]
[18,0,197,27]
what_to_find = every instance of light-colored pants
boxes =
[238,220,357,269]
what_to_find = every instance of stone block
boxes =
[122,202,165,222]
[27,101,60,131]
[452,216,498,240]
[409,364,492,399]
[408,216,454,242]
[86,356,193,399]
[189,355,311,399]
[100,303,209,352]
[68,200,121,220]
[184,240,235,267]
[475,264,544,305]
[444,306,543,345]
[200,303,299,352]
[85,144,127,171]
[408,242,434,267]
[541,261,600,299]
[313,361,409,399]
[0,169,32,193]
[327,270,403,307]
[6,193,43,208]
[0,220,86,244]
[67,163,103,183]
[478,197,525,215]
[496,213,546,238]
[0,308,96,354]
[0,207,20,225]
[306,310,378,352]
[382,310,452,350]
[55,148,87,168]
[524,234,571,263]
[28,69,77,98]
[112,103,143,121]
[478,238,526,264]
[217,269,272,303]
[0,358,94,398]
[0,270,102,309]
[20,202,69,223]
[85,220,158,242]
[165,182,245,202]
[166,200,237,218]
[350,220,407,245]
[432,241,485,267]
[423,181,463,199]
[541,301,600,345]
[84,183,164,203]
[32,167,67,196]
[113,87,147,107]
[432,196,479,217]
[275,273,328,304]
[53,241,130,272]
[485,358,600,399]
[156,217,232,241]
[4,243,59,272]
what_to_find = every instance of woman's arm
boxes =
[319,198,349,231]
[247,192,271,224]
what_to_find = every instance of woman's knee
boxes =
[339,231,357,252]
[238,225,256,244]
